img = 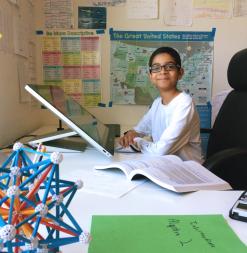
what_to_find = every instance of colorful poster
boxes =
[110,29,215,107]
[78,7,106,29]
[42,32,101,107]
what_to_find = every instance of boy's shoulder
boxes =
[151,93,192,108]
[150,96,162,107]
[178,91,192,103]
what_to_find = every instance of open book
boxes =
[94,155,232,193]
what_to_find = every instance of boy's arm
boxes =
[134,101,199,155]
[119,130,139,147]
[132,104,153,136]
[119,103,154,147]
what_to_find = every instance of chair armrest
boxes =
[200,128,212,134]
[203,147,247,171]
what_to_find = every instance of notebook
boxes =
[25,84,120,157]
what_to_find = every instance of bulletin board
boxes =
[36,0,247,128]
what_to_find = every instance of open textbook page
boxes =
[94,155,232,193]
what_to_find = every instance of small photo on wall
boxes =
[78,7,106,29]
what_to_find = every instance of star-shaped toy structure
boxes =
[0,143,90,252]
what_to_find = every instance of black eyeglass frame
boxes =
[149,63,181,73]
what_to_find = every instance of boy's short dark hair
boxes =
[148,47,181,69]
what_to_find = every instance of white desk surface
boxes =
[37,146,247,253]
[12,126,247,252]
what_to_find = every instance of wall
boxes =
[0,0,42,147]
[34,1,247,131]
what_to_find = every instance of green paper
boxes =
[88,215,247,253]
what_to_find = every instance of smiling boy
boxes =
[119,47,202,163]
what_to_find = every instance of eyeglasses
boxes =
[149,63,180,73]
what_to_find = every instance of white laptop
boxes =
[25,84,120,157]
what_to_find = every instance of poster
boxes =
[44,0,73,29]
[42,31,101,107]
[78,7,106,29]
[110,29,215,106]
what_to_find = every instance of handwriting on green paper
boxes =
[190,220,215,248]
[166,218,181,236]
[166,218,215,248]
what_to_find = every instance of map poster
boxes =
[110,28,215,107]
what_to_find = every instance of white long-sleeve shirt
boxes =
[133,92,202,163]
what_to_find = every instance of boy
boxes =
[119,47,202,163]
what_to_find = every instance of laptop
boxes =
[25,84,120,157]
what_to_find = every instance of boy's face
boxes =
[149,53,184,92]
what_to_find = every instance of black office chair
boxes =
[203,48,247,190]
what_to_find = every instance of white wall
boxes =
[0,0,42,147]
[0,0,247,147]
[34,0,247,130]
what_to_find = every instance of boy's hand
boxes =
[119,130,139,147]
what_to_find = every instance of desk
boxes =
[42,147,247,253]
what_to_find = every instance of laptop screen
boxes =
[25,84,114,157]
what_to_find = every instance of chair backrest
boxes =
[206,48,247,189]
[207,48,247,157]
